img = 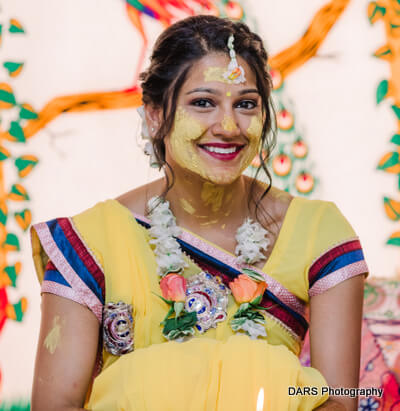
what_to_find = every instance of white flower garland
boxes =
[235,217,270,265]
[147,196,270,276]
[147,196,189,277]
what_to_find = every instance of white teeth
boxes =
[202,146,239,154]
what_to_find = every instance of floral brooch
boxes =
[103,301,134,355]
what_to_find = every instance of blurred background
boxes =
[0,0,399,409]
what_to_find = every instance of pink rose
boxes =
[159,274,187,302]
[229,274,267,304]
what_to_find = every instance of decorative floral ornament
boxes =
[147,196,271,341]
[103,301,134,355]
[147,196,189,277]
[223,34,246,84]
[235,218,270,265]
[137,105,160,168]
[156,273,198,340]
[229,269,271,339]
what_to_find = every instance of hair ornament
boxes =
[137,105,161,168]
[223,34,246,84]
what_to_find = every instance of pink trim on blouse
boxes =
[309,260,369,297]
[42,280,84,306]
[33,221,103,322]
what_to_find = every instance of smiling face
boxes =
[164,53,263,186]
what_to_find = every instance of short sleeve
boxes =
[308,202,369,298]
[30,216,105,322]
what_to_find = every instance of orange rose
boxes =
[159,273,187,302]
[229,274,267,304]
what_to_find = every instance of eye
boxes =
[191,98,215,108]
[235,100,258,110]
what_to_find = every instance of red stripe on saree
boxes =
[57,218,105,301]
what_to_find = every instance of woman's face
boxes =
[164,53,263,186]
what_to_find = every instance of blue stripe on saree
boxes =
[312,249,364,282]
[46,219,104,304]
[44,268,71,288]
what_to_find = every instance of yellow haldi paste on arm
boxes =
[44,315,62,354]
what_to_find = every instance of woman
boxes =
[30,15,368,411]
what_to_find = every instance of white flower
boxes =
[239,319,267,339]
[147,196,188,277]
[137,105,150,140]
[235,218,270,265]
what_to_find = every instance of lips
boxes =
[197,142,245,161]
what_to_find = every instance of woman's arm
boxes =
[31,293,100,411]
[309,274,365,411]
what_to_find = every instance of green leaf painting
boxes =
[390,134,400,145]
[391,105,400,120]
[376,79,389,104]
[3,62,24,77]
[8,121,25,142]
[0,88,16,106]
[9,19,25,34]
[19,105,38,120]
[387,232,400,246]
[3,233,20,251]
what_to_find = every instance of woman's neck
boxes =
[162,172,251,231]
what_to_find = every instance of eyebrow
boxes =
[186,87,259,96]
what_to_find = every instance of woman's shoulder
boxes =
[114,178,165,217]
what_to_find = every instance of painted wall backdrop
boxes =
[0,0,399,408]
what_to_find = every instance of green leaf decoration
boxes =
[383,197,400,221]
[242,268,265,282]
[14,209,32,231]
[368,3,386,23]
[0,399,30,411]
[391,105,400,120]
[387,232,400,246]
[126,0,146,12]
[374,45,392,59]
[12,297,27,321]
[376,80,389,104]
[19,105,38,120]
[4,265,18,287]
[377,152,399,170]
[9,18,25,34]
[390,134,400,145]
[3,62,24,77]
[8,121,25,142]
[14,155,39,178]
[162,311,197,337]
[9,184,29,201]
[0,88,16,106]
[4,233,20,251]
[0,146,11,161]
[0,204,8,226]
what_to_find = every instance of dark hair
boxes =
[139,15,277,231]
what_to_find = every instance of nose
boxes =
[211,112,241,139]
